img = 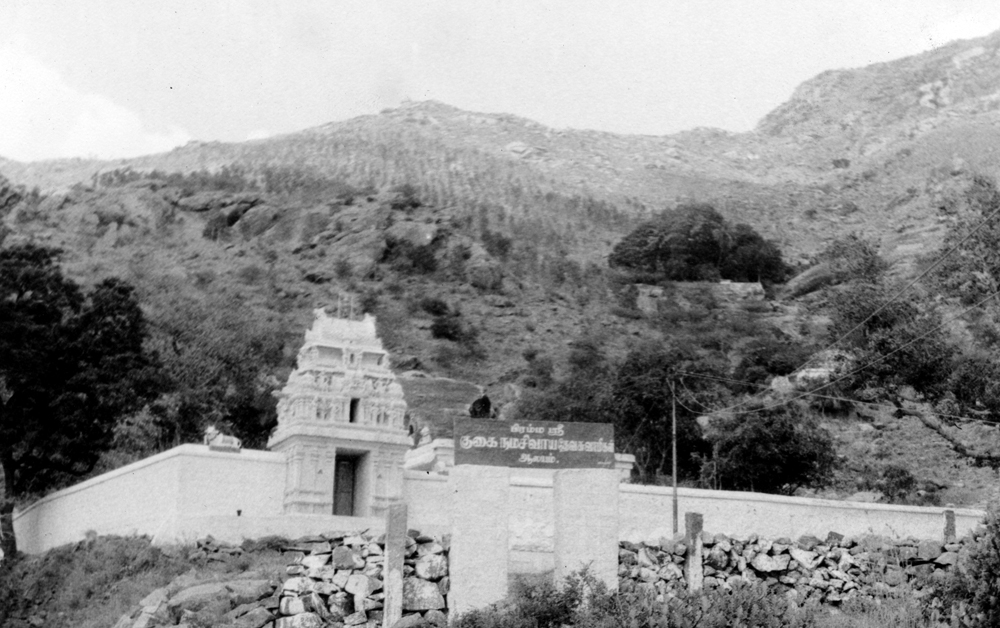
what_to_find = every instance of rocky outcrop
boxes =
[0,177,23,217]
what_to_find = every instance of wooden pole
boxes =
[672,380,678,536]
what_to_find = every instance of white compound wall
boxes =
[14,444,986,560]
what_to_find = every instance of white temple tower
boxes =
[268,308,410,517]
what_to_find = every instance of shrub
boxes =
[334,257,353,280]
[382,238,438,274]
[430,314,464,341]
[389,183,422,211]
[829,281,954,399]
[733,338,815,394]
[947,351,1000,421]
[454,571,817,628]
[820,234,887,284]
[481,229,513,260]
[420,297,451,317]
[359,288,380,314]
[938,508,1000,627]
[202,212,229,240]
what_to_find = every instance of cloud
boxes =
[0,47,191,161]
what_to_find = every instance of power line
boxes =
[676,369,988,427]
[788,198,1000,374]
[699,281,1000,418]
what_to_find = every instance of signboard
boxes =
[454,419,614,469]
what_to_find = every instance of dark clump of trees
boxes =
[608,203,788,284]
[510,334,836,491]
[0,244,161,556]
[701,404,836,495]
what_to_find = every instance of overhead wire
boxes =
[778,197,1000,376]
[676,369,991,427]
[672,279,1000,419]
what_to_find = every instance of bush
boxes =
[382,238,438,274]
[702,404,836,495]
[828,282,954,398]
[947,351,1000,421]
[733,338,815,394]
[938,508,1000,627]
[453,571,816,628]
[430,314,464,341]
[389,183,422,211]
[420,297,451,317]
[0,535,188,627]
[820,234,887,284]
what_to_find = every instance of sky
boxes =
[2,0,1000,162]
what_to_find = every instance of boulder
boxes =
[275,612,325,628]
[226,580,274,606]
[282,577,315,596]
[917,540,943,562]
[789,548,821,570]
[424,608,447,627]
[415,554,449,580]
[705,547,729,570]
[935,552,959,566]
[234,607,275,628]
[139,587,170,608]
[402,577,446,611]
[279,597,308,615]
[301,554,330,570]
[168,582,231,616]
[331,546,365,570]
[636,547,659,567]
[391,614,429,628]
[751,553,791,573]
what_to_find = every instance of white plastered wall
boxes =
[14,447,987,558]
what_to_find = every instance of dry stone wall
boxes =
[619,527,980,606]
[112,530,449,628]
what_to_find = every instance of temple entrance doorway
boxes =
[333,454,362,516]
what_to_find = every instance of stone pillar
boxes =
[383,503,407,628]
[449,465,510,614]
[685,512,704,592]
[944,509,956,544]
[553,468,619,590]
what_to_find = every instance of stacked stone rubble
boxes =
[273,530,449,628]
[619,529,979,605]
[111,530,449,628]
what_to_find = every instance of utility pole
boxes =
[671,379,678,536]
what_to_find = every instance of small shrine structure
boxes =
[268,308,410,517]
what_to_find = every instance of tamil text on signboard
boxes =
[453,419,614,468]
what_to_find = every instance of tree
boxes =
[611,342,728,483]
[0,244,159,557]
[141,290,289,450]
[701,404,836,495]
[509,334,615,425]
[933,174,1000,304]
[608,203,787,284]
[828,281,954,398]
[819,233,888,284]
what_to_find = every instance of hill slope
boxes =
[5,30,1000,507]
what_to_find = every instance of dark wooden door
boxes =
[333,457,356,516]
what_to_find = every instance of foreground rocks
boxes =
[619,528,979,605]
[113,530,449,628]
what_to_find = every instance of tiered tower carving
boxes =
[268,307,410,517]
